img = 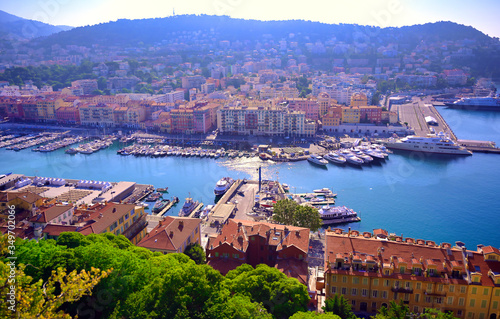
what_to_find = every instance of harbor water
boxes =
[1,106,499,249]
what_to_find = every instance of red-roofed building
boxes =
[323,229,500,318]
[136,216,201,254]
[206,219,310,283]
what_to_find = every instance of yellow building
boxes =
[350,92,368,107]
[77,203,147,245]
[342,106,360,123]
[317,92,339,117]
[0,191,44,215]
[79,103,116,126]
[323,229,500,318]
[36,97,59,122]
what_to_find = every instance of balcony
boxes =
[391,286,413,294]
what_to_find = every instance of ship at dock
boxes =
[318,205,360,225]
[385,132,472,155]
[445,96,500,111]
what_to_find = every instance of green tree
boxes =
[290,312,341,319]
[322,294,357,319]
[225,264,309,319]
[183,242,206,264]
[372,301,458,319]
[272,199,299,226]
[273,199,323,231]
[0,261,110,319]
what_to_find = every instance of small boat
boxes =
[259,153,272,160]
[65,148,78,154]
[156,187,169,193]
[282,183,290,192]
[200,204,214,219]
[314,188,332,194]
[152,199,170,214]
[145,192,163,202]
[318,205,361,225]
[324,152,346,165]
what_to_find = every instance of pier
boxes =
[155,197,179,216]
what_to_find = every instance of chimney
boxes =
[169,231,173,238]
[112,208,116,213]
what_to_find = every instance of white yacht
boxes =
[385,132,472,155]
[445,96,500,111]
[307,154,328,166]
[324,152,347,165]
[214,177,235,196]
[318,205,361,225]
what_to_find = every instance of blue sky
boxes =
[1,0,499,37]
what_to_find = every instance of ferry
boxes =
[385,132,472,155]
[214,177,235,196]
[178,198,200,217]
[307,154,328,166]
[445,96,500,111]
[318,205,361,225]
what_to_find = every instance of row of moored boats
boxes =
[117,145,255,158]
[308,143,391,166]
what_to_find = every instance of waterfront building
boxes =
[321,105,343,131]
[342,106,361,124]
[71,79,98,95]
[0,191,43,215]
[359,106,382,124]
[217,102,307,137]
[444,69,468,86]
[317,92,337,117]
[322,228,500,318]
[283,98,320,121]
[93,94,130,107]
[206,219,310,284]
[137,216,201,254]
[79,103,116,127]
[75,203,147,245]
[21,97,39,121]
[55,106,80,124]
[0,97,24,119]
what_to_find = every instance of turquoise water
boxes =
[1,107,499,249]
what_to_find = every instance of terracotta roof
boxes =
[373,228,388,238]
[467,251,498,287]
[325,231,467,284]
[137,216,201,252]
[1,191,42,204]
[0,225,33,239]
[207,219,310,254]
[76,203,137,234]
[275,258,309,285]
[42,224,79,236]
[207,258,244,275]
[29,204,73,224]
[482,246,500,255]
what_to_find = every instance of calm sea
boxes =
[1,106,499,249]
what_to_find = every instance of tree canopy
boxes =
[272,199,323,231]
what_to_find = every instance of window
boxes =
[331,275,337,282]
[447,297,454,305]
[251,237,255,241]
[483,288,489,296]
[481,300,487,308]
[331,286,337,294]
[427,283,433,292]
[372,290,378,298]
[469,299,475,307]
[233,254,239,259]
[384,280,390,287]
[342,276,348,283]
[472,287,477,295]
[438,284,443,292]
[416,282,421,290]
[352,277,359,284]
[362,278,368,285]
[479,313,485,319]
[215,252,219,257]
[435,297,442,304]
[492,300,498,309]
[351,300,355,307]
[459,298,465,306]
[381,291,387,299]
[373,279,379,286]
[425,296,431,303]
[341,287,347,295]
[496,289,500,297]
[362,289,368,297]
[449,285,455,293]
[119,217,124,224]
[351,288,357,296]
[415,294,420,302]
[125,213,129,220]
[400,266,405,273]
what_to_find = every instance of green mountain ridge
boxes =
[0,9,73,40]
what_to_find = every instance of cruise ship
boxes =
[445,96,500,111]
[214,177,235,196]
[385,132,472,155]
[318,205,361,225]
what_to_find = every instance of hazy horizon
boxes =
[1,0,499,38]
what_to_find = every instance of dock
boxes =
[458,140,500,154]
[156,198,179,216]
[208,179,243,224]
[187,202,204,218]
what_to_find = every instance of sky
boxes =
[1,0,500,38]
